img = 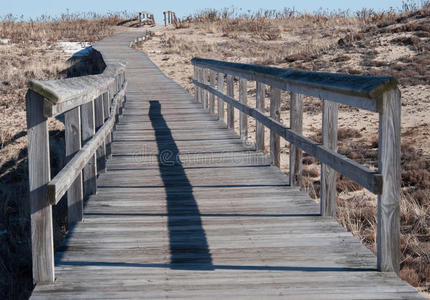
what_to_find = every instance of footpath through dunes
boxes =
[31,30,425,299]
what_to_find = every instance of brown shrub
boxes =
[391,36,421,46]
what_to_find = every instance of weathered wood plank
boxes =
[29,64,125,117]
[209,70,216,114]
[194,66,198,103]
[290,93,303,187]
[270,87,281,167]
[81,100,97,199]
[202,69,208,110]
[217,73,224,121]
[95,95,106,174]
[377,88,401,274]
[239,78,248,142]
[321,100,338,217]
[256,82,265,152]
[64,106,83,226]
[26,90,55,283]
[103,91,112,159]
[226,75,234,129]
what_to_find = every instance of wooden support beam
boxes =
[226,75,234,129]
[81,100,97,199]
[209,70,216,114]
[377,88,401,274]
[289,93,303,187]
[103,91,112,159]
[239,78,248,142]
[218,73,225,122]
[26,90,54,283]
[194,66,198,103]
[256,82,265,152]
[321,100,338,217]
[270,87,281,167]
[64,106,83,226]
[94,95,106,174]
[203,69,208,110]
[198,68,203,105]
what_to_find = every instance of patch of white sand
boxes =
[57,41,91,54]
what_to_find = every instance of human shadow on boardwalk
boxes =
[149,100,213,270]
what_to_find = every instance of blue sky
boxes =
[0,0,419,23]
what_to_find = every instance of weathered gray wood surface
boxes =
[194,80,382,194]
[290,92,303,187]
[256,82,265,152]
[80,100,97,199]
[226,74,234,129]
[64,106,83,226]
[377,89,401,274]
[321,100,338,217]
[239,78,248,142]
[191,58,397,112]
[47,83,127,205]
[26,90,55,283]
[270,87,281,167]
[31,31,423,299]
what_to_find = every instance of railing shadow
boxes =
[149,100,213,270]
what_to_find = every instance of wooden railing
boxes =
[191,58,401,274]
[26,61,127,283]
[138,11,155,26]
[163,11,177,26]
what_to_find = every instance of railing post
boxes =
[198,68,203,105]
[95,95,106,173]
[81,100,97,199]
[321,100,338,217]
[377,88,401,274]
[270,87,281,167]
[64,106,83,226]
[26,90,55,283]
[194,66,198,103]
[226,75,234,129]
[103,91,112,159]
[239,78,248,142]
[203,69,208,110]
[209,70,216,114]
[217,73,225,122]
[290,92,303,187]
[256,82,265,152]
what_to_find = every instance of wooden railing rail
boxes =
[26,62,127,284]
[191,57,401,274]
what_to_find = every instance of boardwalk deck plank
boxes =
[31,30,423,299]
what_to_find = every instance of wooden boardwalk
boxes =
[31,31,423,299]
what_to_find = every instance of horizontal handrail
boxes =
[192,58,401,274]
[192,58,397,112]
[194,80,382,194]
[26,48,127,283]
[47,80,127,204]
[29,63,126,117]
